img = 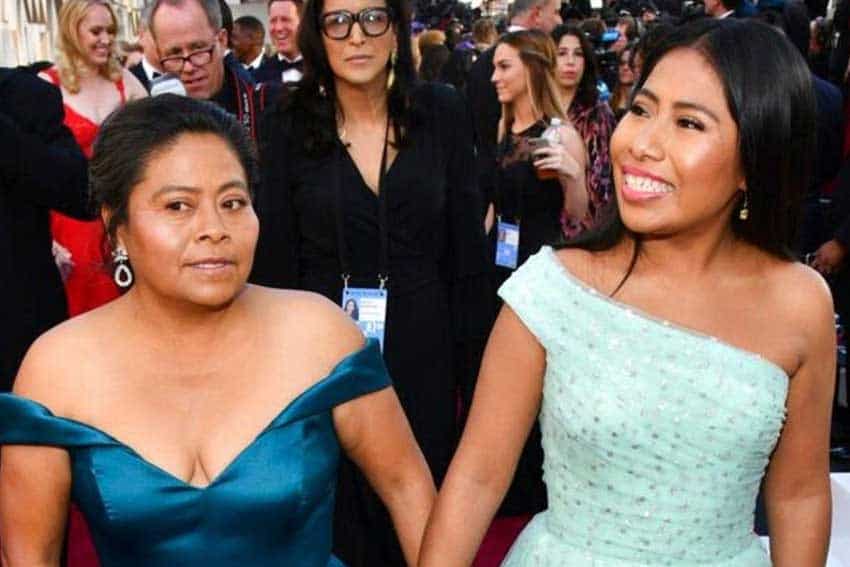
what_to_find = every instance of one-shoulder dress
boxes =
[499,248,789,566]
[0,340,390,566]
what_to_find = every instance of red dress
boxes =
[43,67,124,316]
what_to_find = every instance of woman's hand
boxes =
[532,141,583,182]
[810,239,846,275]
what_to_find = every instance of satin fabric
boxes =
[0,340,390,566]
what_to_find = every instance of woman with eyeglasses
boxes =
[39,0,146,318]
[251,0,492,564]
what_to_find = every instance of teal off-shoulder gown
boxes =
[0,340,390,566]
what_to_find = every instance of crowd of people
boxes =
[0,0,847,564]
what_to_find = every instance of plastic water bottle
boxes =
[536,118,562,181]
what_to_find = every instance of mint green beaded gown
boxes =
[499,247,789,567]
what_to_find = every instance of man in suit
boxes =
[254,0,304,85]
[232,15,267,80]
[149,0,280,138]
[128,5,162,92]
[0,67,91,391]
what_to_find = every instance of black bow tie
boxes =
[279,59,303,73]
[152,71,162,79]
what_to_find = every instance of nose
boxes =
[196,204,230,243]
[629,118,664,162]
[349,20,367,44]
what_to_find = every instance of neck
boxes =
[632,215,743,280]
[335,74,389,126]
[510,13,531,29]
[559,85,576,113]
[511,95,539,132]
[246,47,262,63]
[121,284,247,349]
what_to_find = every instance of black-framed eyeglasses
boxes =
[320,7,393,40]
[160,44,216,73]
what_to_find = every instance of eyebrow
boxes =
[635,87,721,123]
[151,180,248,200]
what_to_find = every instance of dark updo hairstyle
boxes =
[551,24,600,110]
[560,18,817,293]
[90,94,259,243]
[279,0,417,156]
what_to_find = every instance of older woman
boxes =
[421,19,832,567]
[0,95,434,567]
[250,0,492,563]
[40,0,146,317]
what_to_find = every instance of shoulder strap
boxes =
[0,394,119,449]
[116,76,126,104]
[268,340,391,428]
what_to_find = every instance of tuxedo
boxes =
[129,57,161,93]
[253,54,304,85]
[0,66,91,390]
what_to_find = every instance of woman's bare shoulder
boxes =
[246,285,365,366]
[12,307,113,415]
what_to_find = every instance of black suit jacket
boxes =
[465,46,501,209]
[0,67,91,391]
[129,61,151,93]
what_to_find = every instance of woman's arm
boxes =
[0,342,73,567]
[533,125,589,221]
[764,271,835,566]
[418,305,545,566]
[333,389,436,566]
[0,446,71,567]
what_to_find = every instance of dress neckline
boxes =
[542,246,791,381]
[3,340,377,492]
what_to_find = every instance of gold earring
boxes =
[386,49,397,91]
[738,192,749,221]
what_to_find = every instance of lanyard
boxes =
[334,118,391,290]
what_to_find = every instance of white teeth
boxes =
[624,173,674,194]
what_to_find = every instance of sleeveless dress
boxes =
[43,67,124,316]
[0,340,390,566]
[499,248,789,566]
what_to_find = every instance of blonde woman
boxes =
[40,0,146,317]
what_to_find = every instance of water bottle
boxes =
[536,118,562,181]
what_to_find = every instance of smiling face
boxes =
[77,4,116,68]
[269,0,301,59]
[555,34,584,90]
[153,0,226,100]
[115,133,258,309]
[610,48,745,238]
[492,43,529,106]
[321,0,396,90]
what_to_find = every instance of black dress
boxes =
[253,82,492,566]
[486,121,564,517]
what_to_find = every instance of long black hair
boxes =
[559,19,817,291]
[551,24,599,110]
[275,0,417,156]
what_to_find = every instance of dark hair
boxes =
[551,24,599,109]
[90,94,259,242]
[559,19,816,290]
[277,0,416,156]
[419,44,451,81]
[234,15,265,37]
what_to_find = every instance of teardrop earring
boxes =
[738,192,749,221]
[386,49,397,91]
[112,247,134,288]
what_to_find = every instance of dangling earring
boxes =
[318,83,327,98]
[112,247,134,288]
[738,191,749,221]
[386,49,397,91]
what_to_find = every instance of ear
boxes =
[101,207,125,251]
[216,27,228,49]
